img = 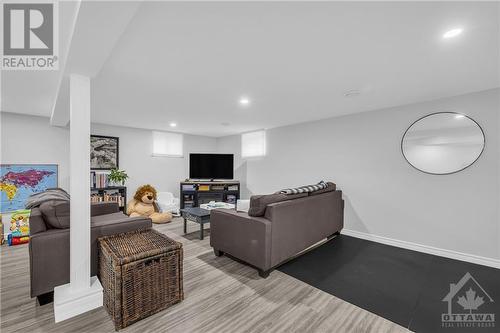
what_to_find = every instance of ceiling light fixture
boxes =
[239,97,250,106]
[169,122,177,127]
[443,28,463,39]
[344,90,361,98]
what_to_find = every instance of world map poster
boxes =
[0,164,58,213]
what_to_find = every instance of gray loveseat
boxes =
[29,201,152,304]
[210,184,344,277]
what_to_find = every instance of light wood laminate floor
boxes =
[1,218,411,333]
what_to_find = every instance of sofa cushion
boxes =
[248,193,307,217]
[29,208,47,235]
[309,182,336,196]
[39,200,70,229]
[91,202,119,216]
[91,212,147,227]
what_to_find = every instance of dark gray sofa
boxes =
[210,188,344,277]
[29,201,152,304]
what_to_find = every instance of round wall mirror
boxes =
[401,112,485,175]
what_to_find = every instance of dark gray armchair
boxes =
[29,202,152,304]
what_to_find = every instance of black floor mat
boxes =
[277,235,500,332]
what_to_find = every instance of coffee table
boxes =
[180,207,211,240]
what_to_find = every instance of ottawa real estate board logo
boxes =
[1,2,58,70]
[442,272,495,329]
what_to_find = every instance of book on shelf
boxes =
[90,171,112,189]
[91,190,125,207]
[182,184,195,191]
[228,185,239,191]
[198,185,210,191]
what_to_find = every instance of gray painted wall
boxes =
[1,113,71,189]
[217,89,499,260]
[91,123,217,196]
[2,89,498,259]
[0,113,217,197]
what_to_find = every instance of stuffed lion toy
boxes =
[127,184,172,224]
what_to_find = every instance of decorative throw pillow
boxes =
[39,200,70,229]
[248,192,307,217]
[309,182,336,196]
[278,181,329,195]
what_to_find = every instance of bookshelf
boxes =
[90,186,127,212]
[180,180,240,209]
[90,171,127,212]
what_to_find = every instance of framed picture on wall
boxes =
[0,164,58,213]
[90,135,119,170]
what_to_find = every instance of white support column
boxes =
[69,74,91,290]
[54,74,102,323]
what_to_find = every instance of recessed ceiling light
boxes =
[169,122,177,127]
[443,28,463,39]
[344,90,361,98]
[455,114,465,119]
[239,97,250,106]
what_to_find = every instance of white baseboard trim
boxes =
[342,229,500,269]
[54,276,103,323]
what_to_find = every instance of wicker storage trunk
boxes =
[98,229,183,330]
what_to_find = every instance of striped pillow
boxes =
[278,181,329,195]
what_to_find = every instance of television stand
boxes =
[180,180,240,209]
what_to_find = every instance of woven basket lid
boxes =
[99,229,181,264]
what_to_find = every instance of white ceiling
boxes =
[51,0,143,126]
[2,1,499,137]
[1,1,80,118]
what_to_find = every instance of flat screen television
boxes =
[189,153,234,179]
